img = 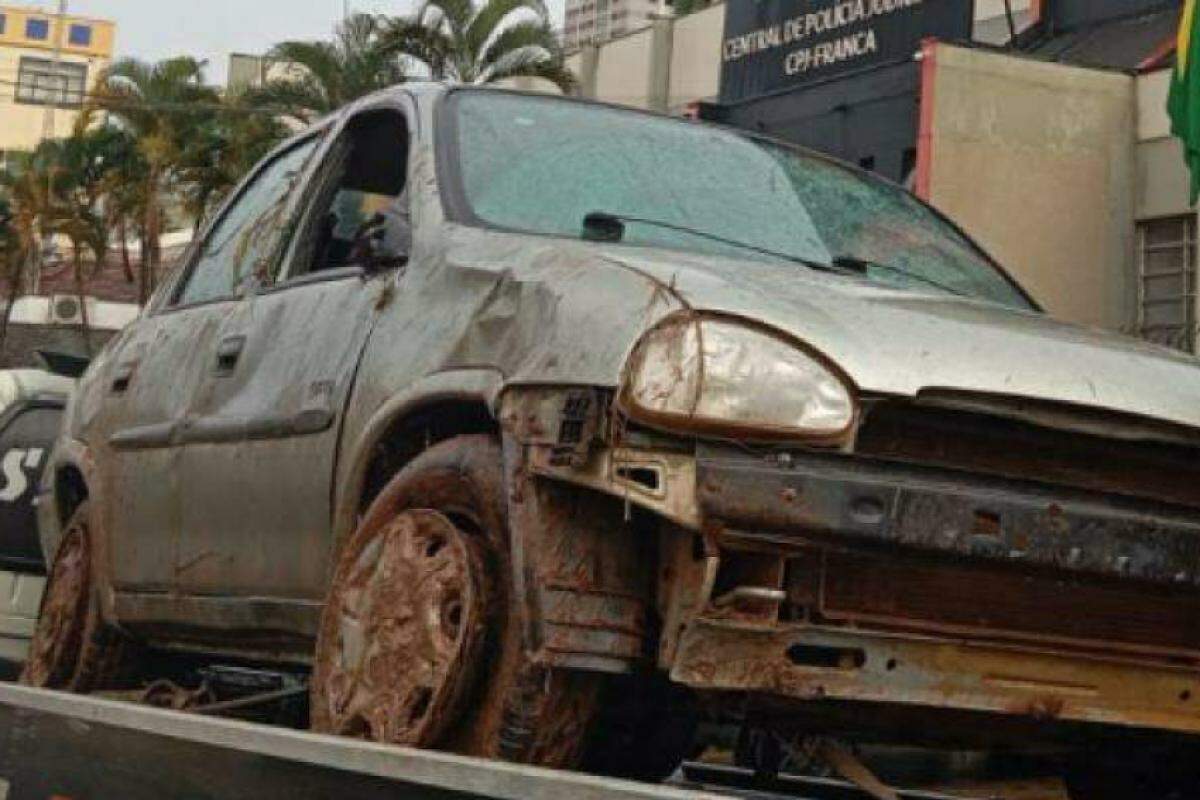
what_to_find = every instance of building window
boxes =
[0,14,7,35]
[14,56,87,108]
[1138,215,1197,352]
[68,24,91,46]
[25,18,49,40]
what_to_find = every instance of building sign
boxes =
[719,0,972,102]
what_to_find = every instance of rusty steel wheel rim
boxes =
[23,523,90,687]
[320,509,488,746]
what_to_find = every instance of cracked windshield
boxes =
[452,91,1031,309]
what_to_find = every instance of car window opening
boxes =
[297,110,410,277]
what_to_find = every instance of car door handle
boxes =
[214,336,246,376]
[111,361,136,394]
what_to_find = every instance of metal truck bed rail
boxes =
[0,682,983,800]
[0,682,726,800]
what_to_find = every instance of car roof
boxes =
[0,370,74,404]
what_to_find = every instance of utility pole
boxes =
[32,0,68,296]
[42,0,68,144]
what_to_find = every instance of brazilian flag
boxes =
[1170,0,1200,204]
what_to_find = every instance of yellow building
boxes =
[0,4,115,165]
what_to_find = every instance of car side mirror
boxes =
[351,213,408,273]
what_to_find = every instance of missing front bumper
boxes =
[683,444,1200,736]
[696,444,1200,587]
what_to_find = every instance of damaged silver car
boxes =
[25,85,1200,789]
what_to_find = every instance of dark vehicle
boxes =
[0,370,72,678]
[25,86,1200,794]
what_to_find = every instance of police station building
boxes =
[567,0,1200,351]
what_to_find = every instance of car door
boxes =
[172,100,412,626]
[103,133,324,604]
[0,385,66,573]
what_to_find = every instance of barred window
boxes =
[14,57,87,108]
[1139,215,1197,352]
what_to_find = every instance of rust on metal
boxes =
[139,679,217,711]
[789,546,1200,662]
[671,617,1200,737]
[499,393,654,675]
[314,509,488,746]
[696,443,1200,587]
[506,471,650,673]
[21,519,90,689]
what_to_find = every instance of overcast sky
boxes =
[27,0,568,85]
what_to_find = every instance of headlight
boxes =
[619,316,855,439]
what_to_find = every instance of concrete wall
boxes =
[569,1,723,113]
[592,25,657,109]
[925,43,1136,330]
[227,53,316,94]
[667,2,724,111]
[1135,68,1194,220]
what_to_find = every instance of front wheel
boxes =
[311,435,601,767]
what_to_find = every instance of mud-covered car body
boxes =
[0,370,72,675]
[38,84,1200,745]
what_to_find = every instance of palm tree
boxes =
[383,0,575,91]
[22,134,113,354]
[0,190,32,362]
[0,137,103,356]
[246,13,407,123]
[175,95,289,228]
[95,128,147,284]
[87,57,220,298]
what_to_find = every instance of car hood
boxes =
[595,246,1200,432]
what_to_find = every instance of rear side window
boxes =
[176,138,319,307]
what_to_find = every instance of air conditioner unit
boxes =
[49,294,91,326]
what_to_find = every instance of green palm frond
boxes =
[382,17,456,79]
[466,0,546,57]
[268,41,345,109]
[418,0,476,40]
[258,13,406,119]
[479,21,572,90]
[246,74,336,122]
[479,19,562,68]
[388,0,576,89]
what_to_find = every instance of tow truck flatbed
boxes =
[0,682,984,800]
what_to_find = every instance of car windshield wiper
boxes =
[582,212,973,300]
[582,211,842,275]
[831,254,969,298]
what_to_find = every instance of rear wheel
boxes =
[21,500,132,691]
[312,434,601,767]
